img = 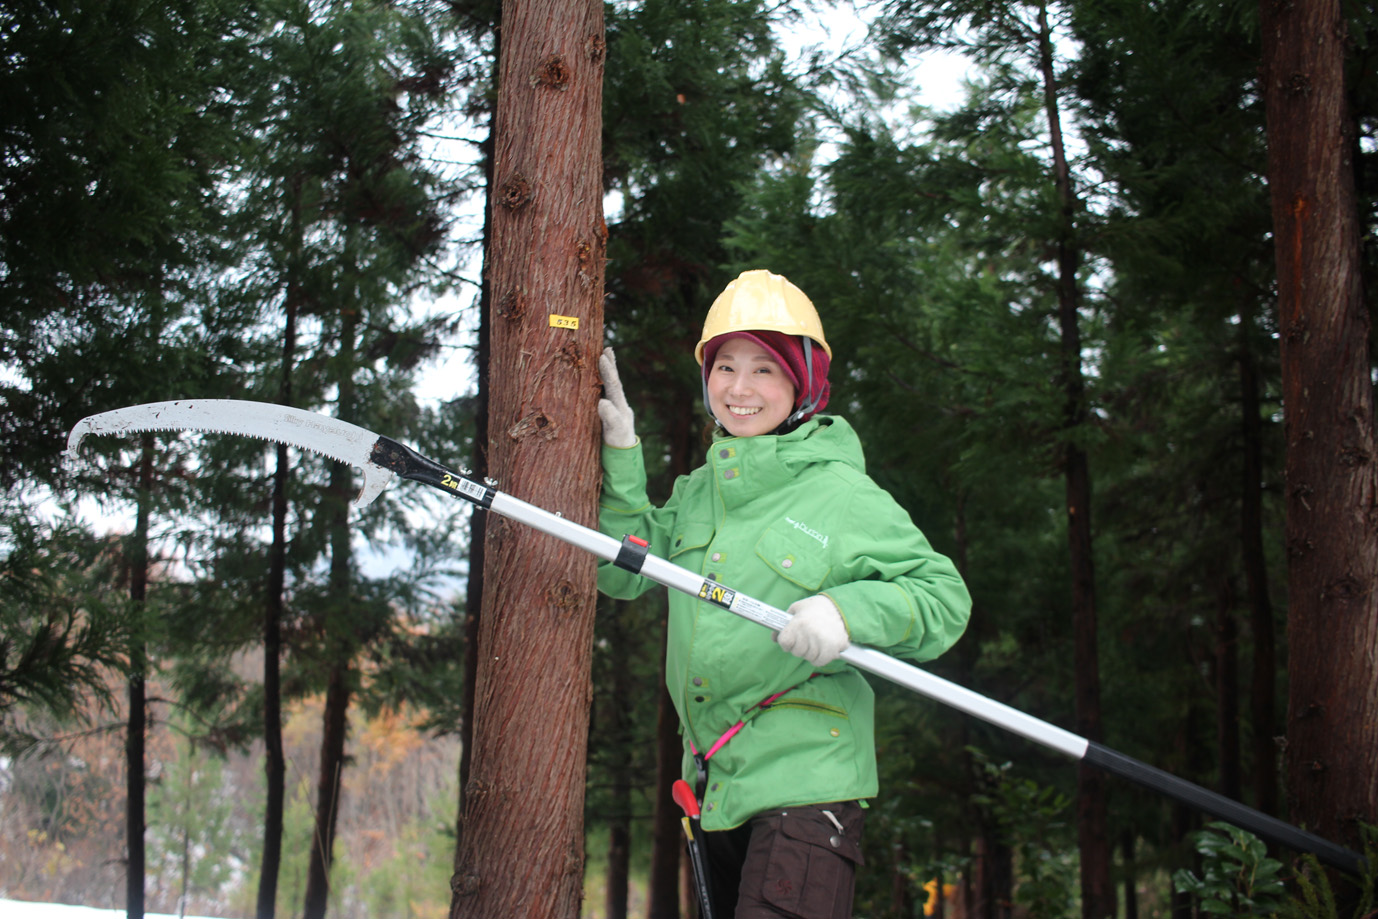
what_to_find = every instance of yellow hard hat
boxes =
[694,269,831,365]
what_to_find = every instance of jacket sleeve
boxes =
[596,441,679,600]
[821,477,971,664]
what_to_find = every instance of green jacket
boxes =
[598,415,971,830]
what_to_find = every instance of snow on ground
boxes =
[1,900,223,919]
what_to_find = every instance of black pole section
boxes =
[1084,743,1364,875]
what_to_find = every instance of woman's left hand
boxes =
[598,347,638,448]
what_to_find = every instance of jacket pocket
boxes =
[771,697,848,719]
[755,524,833,591]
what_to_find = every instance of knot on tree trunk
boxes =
[499,173,533,210]
[532,54,570,90]
[547,579,582,615]
[450,871,481,898]
[509,410,557,442]
[497,287,527,321]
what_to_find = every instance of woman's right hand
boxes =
[598,347,638,448]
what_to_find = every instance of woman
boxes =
[596,269,971,919]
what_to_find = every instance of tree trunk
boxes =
[304,304,360,919]
[449,0,606,913]
[259,441,288,919]
[648,401,698,919]
[259,213,299,919]
[1259,0,1378,853]
[604,601,633,919]
[953,493,1011,919]
[126,434,154,919]
[647,616,683,919]
[1171,689,1205,919]
[1120,830,1137,919]
[303,662,351,919]
[1035,5,1110,916]
[1236,302,1278,817]
[1215,583,1241,802]
[455,12,496,863]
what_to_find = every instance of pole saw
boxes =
[66,399,1366,876]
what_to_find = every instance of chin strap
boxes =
[702,376,722,428]
[785,336,820,426]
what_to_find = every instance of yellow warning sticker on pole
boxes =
[549,314,579,330]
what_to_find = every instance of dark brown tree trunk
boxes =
[606,807,631,919]
[1036,5,1110,916]
[1171,691,1204,919]
[303,662,351,919]
[126,434,154,919]
[303,302,360,919]
[1121,830,1137,919]
[1236,303,1278,817]
[648,401,698,919]
[1215,582,1241,802]
[604,600,633,919]
[1259,0,1378,853]
[454,53,493,871]
[449,0,606,913]
[259,209,299,919]
[446,9,500,903]
[889,837,914,918]
[647,622,683,919]
[974,814,1013,919]
[952,493,1012,919]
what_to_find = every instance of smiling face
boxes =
[706,336,797,437]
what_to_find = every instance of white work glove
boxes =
[598,347,637,448]
[777,595,850,667]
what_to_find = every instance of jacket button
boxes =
[711,783,720,792]
[705,802,714,812]
[830,835,842,848]
[719,449,730,459]
[781,558,793,568]
[830,728,840,737]
[723,469,736,480]
[710,552,722,562]
[692,676,703,687]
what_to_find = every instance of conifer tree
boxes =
[872,3,1112,913]
[221,3,458,915]
[1259,0,1377,858]
[448,0,605,914]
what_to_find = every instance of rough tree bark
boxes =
[258,189,300,919]
[449,0,607,914]
[647,403,697,919]
[303,307,360,919]
[1035,5,1110,916]
[126,435,154,919]
[1236,302,1278,818]
[1259,0,1378,854]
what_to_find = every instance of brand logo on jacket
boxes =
[785,516,829,548]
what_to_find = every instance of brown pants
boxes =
[701,801,865,919]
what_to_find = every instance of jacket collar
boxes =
[705,415,865,507]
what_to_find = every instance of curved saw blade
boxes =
[66,399,394,506]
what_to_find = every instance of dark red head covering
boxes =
[701,329,831,423]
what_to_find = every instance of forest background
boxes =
[1,1,1376,918]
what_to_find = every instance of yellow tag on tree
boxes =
[549,314,579,330]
